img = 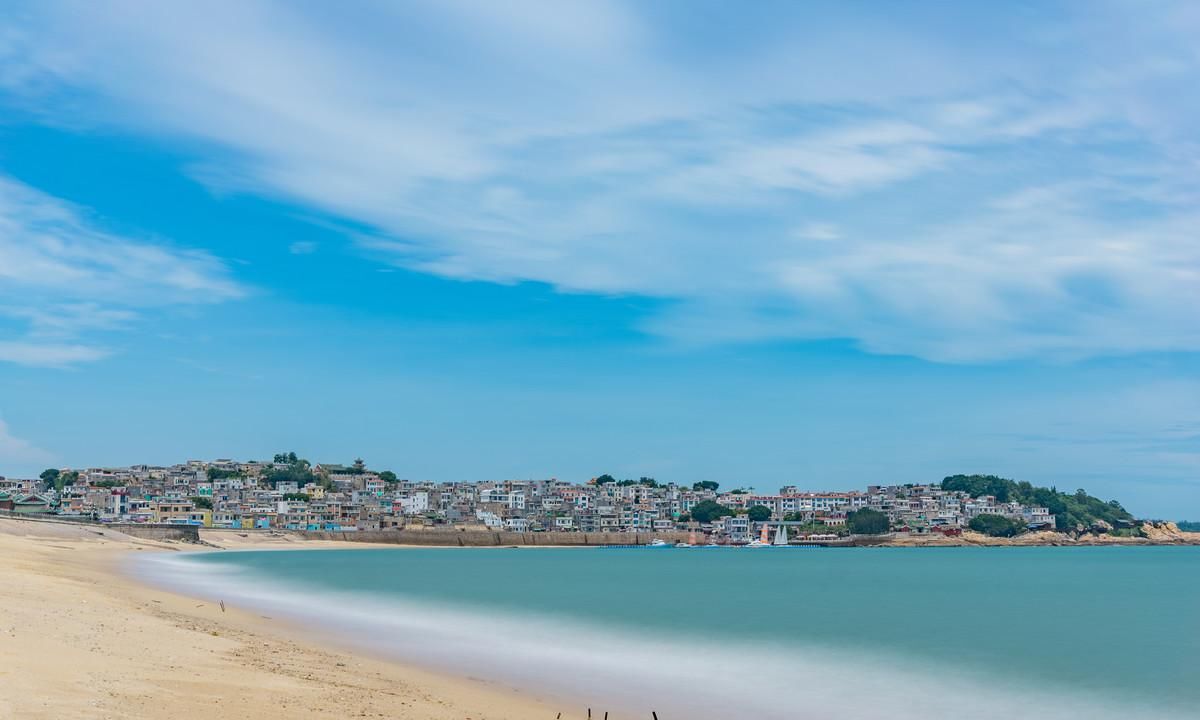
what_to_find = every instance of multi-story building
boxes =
[11,459,1057,538]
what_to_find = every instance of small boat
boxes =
[648,538,671,547]
[773,524,789,546]
[746,522,772,547]
[674,542,693,548]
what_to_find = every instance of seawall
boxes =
[297,528,694,546]
[110,523,200,542]
[0,512,200,542]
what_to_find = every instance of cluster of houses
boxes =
[0,458,1056,539]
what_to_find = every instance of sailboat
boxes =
[773,524,789,546]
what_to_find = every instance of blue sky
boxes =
[0,0,1197,517]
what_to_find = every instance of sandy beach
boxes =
[5,516,1196,720]
[0,517,579,720]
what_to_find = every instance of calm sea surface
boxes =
[138,546,1199,719]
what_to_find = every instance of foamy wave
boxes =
[132,553,1178,720]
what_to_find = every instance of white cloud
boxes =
[0,176,243,303]
[793,223,841,242]
[652,121,955,203]
[0,341,109,367]
[1,1,1198,362]
[288,241,317,255]
[0,175,244,367]
[1,302,134,337]
[0,415,53,466]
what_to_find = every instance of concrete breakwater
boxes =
[298,528,694,546]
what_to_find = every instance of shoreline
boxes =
[5,517,1197,719]
[121,529,1200,720]
[5,514,1197,549]
[218,523,1200,548]
[875,524,1200,547]
[240,522,1200,548]
[0,517,583,720]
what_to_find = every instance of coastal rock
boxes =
[1011,530,1069,546]
[875,526,1200,547]
[871,522,1200,547]
[1139,521,1199,544]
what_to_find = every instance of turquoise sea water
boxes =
[138,547,1199,719]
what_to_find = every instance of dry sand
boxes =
[0,518,582,720]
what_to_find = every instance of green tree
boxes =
[689,500,734,523]
[262,454,315,489]
[746,505,772,522]
[942,474,1013,502]
[847,509,890,535]
[942,474,1134,533]
[969,514,1025,537]
[378,470,398,484]
[692,481,719,492]
[786,519,848,536]
[594,474,617,485]
[190,496,213,510]
[40,468,63,492]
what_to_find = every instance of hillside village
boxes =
[0,455,1070,541]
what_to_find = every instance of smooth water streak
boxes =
[132,547,1199,720]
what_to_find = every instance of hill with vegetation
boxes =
[941,474,1135,532]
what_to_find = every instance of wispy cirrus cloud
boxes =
[0,175,244,367]
[1,0,1198,362]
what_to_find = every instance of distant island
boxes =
[2,456,1195,546]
